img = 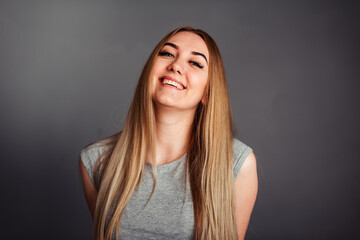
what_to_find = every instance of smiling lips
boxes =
[159,76,185,90]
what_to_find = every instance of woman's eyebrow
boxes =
[191,51,208,65]
[164,42,178,49]
[164,42,208,65]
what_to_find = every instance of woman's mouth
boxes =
[159,77,185,90]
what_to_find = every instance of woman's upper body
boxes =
[80,27,258,239]
[80,135,256,239]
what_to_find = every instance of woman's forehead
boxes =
[165,31,209,59]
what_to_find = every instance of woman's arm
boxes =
[79,158,98,220]
[234,152,258,240]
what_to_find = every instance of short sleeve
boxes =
[232,138,253,181]
[79,136,116,187]
[80,144,102,186]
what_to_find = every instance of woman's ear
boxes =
[201,96,207,105]
[201,86,209,105]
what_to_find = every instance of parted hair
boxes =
[92,26,237,239]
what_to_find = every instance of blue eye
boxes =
[190,61,204,69]
[159,51,174,57]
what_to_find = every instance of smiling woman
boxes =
[79,26,258,240]
[151,31,209,112]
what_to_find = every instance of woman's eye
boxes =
[190,61,204,69]
[159,51,174,57]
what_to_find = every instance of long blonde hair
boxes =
[93,26,237,239]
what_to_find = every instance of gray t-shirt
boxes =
[80,136,253,239]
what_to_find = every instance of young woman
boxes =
[80,26,258,240]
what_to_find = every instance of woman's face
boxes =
[151,31,209,112]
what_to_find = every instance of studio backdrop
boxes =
[0,1,359,239]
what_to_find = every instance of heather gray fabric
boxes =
[80,136,253,239]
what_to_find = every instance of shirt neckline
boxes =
[145,153,187,173]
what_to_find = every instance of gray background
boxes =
[1,1,359,239]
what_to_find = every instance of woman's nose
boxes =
[167,60,183,75]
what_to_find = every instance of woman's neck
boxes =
[150,107,195,165]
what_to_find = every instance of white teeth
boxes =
[162,79,184,89]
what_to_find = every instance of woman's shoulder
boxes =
[232,138,253,181]
[232,138,252,156]
[81,134,118,154]
[79,134,118,184]
[80,134,117,159]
